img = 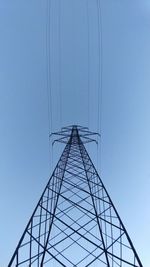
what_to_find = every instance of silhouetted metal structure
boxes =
[8,125,143,267]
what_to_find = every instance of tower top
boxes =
[51,125,100,145]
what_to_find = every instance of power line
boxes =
[86,0,90,130]
[46,0,53,134]
[46,0,53,171]
[96,0,103,174]
[58,0,62,129]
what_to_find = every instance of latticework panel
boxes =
[8,126,143,267]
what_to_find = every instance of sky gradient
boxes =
[0,0,150,266]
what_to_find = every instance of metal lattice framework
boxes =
[8,125,143,267]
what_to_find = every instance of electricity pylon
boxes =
[8,125,143,267]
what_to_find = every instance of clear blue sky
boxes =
[0,0,150,266]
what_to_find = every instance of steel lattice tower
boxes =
[8,125,143,267]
